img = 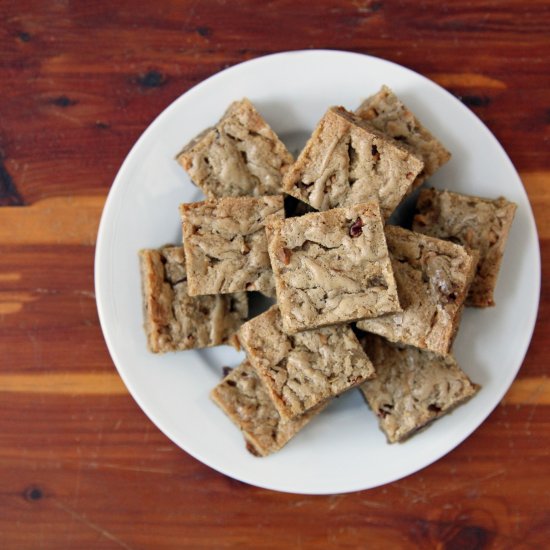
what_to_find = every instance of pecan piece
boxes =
[349,217,364,238]
[245,440,261,456]
[377,403,393,418]
[368,275,388,289]
[222,366,233,378]
[414,213,430,227]
[277,247,291,265]
[371,144,380,162]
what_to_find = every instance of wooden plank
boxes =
[0,372,127,395]
[428,72,508,89]
[0,196,104,245]
[1,370,548,409]
[0,392,548,549]
[0,170,544,247]
[521,171,550,239]
[0,2,549,205]
[0,244,111,372]
[502,377,550,406]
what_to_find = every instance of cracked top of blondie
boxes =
[359,334,479,443]
[238,305,375,420]
[177,98,294,198]
[282,106,424,219]
[266,201,401,333]
[357,226,477,356]
[356,85,451,190]
[139,246,247,352]
[210,359,327,456]
[413,188,516,307]
[181,195,284,296]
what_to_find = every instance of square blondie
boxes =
[181,195,284,296]
[176,98,294,198]
[413,188,517,307]
[359,334,479,443]
[238,305,375,421]
[282,106,424,219]
[356,226,477,356]
[210,359,327,457]
[139,246,247,353]
[356,85,451,190]
[266,201,401,333]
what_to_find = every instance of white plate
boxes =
[95,50,540,494]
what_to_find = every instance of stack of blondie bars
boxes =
[140,88,516,455]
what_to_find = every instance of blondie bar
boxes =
[176,98,294,198]
[266,201,401,333]
[180,195,284,296]
[139,246,247,352]
[210,359,327,456]
[238,305,375,421]
[356,226,477,356]
[359,334,479,443]
[282,106,424,219]
[413,188,517,307]
[356,85,450,189]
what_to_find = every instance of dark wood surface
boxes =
[1,1,549,548]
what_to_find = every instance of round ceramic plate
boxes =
[95,50,540,494]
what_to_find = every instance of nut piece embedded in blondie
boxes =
[176,98,294,198]
[210,359,328,457]
[412,188,517,307]
[282,106,424,219]
[356,85,451,189]
[139,246,248,353]
[180,195,284,296]
[266,201,401,334]
[356,226,477,356]
[359,334,479,443]
[238,305,375,421]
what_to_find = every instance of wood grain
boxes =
[0,196,104,245]
[1,1,549,548]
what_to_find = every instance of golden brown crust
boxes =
[180,195,284,295]
[356,226,477,356]
[266,201,401,333]
[359,334,479,443]
[210,360,327,456]
[282,106,424,220]
[238,305,375,421]
[176,98,293,198]
[356,85,451,190]
[413,188,517,307]
[139,246,247,352]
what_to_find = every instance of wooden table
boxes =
[1,2,548,548]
